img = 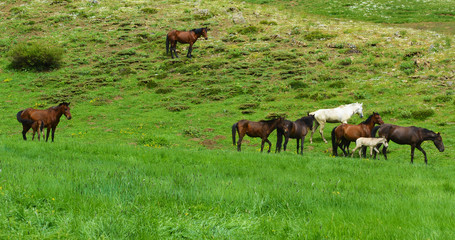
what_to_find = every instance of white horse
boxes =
[351,137,388,159]
[309,103,363,143]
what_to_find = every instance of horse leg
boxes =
[283,136,289,152]
[300,136,305,155]
[351,145,360,157]
[260,139,265,153]
[310,121,319,144]
[361,146,367,158]
[45,128,51,142]
[373,147,380,160]
[296,139,300,154]
[382,144,388,160]
[265,138,272,153]
[187,43,193,58]
[51,127,56,142]
[416,145,428,164]
[319,122,327,143]
[22,124,31,140]
[410,145,415,164]
[172,42,178,58]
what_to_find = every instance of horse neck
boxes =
[421,129,438,141]
[52,106,65,120]
[267,120,281,132]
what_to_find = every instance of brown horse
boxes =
[276,115,314,155]
[166,28,208,58]
[17,102,72,142]
[331,112,384,156]
[232,117,287,153]
[372,124,444,164]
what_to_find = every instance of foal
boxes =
[351,137,388,159]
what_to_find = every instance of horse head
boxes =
[372,112,384,125]
[60,102,72,120]
[356,103,364,118]
[202,28,208,40]
[433,132,444,152]
[278,117,288,133]
[381,137,389,148]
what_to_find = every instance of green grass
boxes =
[1,138,455,238]
[0,0,455,238]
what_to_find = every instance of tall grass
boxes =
[1,137,455,238]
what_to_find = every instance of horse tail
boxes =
[331,126,338,156]
[232,122,238,146]
[166,35,169,54]
[371,125,381,137]
[16,110,34,125]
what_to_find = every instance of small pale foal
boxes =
[351,137,388,159]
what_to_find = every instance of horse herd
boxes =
[14,29,445,164]
[232,103,445,164]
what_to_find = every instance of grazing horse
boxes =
[331,112,384,156]
[166,28,208,58]
[276,115,314,155]
[372,124,444,164]
[17,102,72,142]
[232,117,287,153]
[351,137,388,159]
[309,103,363,143]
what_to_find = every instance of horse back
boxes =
[379,124,419,145]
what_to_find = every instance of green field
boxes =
[1,0,455,238]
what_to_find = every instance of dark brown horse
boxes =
[372,124,444,164]
[17,102,72,142]
[331,112,384,156]
[276,115,314,155]
[232,117,287,153]
[166,28,208,58]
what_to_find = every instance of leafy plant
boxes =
[8,41,64,71]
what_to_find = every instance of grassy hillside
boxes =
[0,0,455,238]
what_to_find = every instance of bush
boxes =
[411,109,435,120]
[8,41,63,71]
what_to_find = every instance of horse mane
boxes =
[191,28,205,34]
[298,115,314,127]
[360,113,376,124]
[259,118,281,123]
[339,102,360,108]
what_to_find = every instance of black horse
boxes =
[372,124,444,164]
[276,115,314,155]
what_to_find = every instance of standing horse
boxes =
[331,112,384,156]
[166,28,208,58]
[17,102,72,142]
[232,117,287,153]
[309,103,363,143]
[372,124,444,164]
[276,115,314,155]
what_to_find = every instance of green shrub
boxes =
[289,80,309,89]
[304,31,336,41]
[238,25,260,34]
[338,57,352,66]
[434,95,452,103]
[399,61,416,75]
[8,41,63,71]
[411,109,435,120]
[329,81,345,88]
[141,8,158,14]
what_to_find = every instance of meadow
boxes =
[0,0,454,238]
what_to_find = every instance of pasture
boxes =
[0,0,454,238]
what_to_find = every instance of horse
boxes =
[351,137,388,159]
[331,112,384,157]
[309,103,363,144]
[166,28,208,58]
[276,115,314,155]
[232,117,287,153]
[17,102,72,142]
[372,124,444,164]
